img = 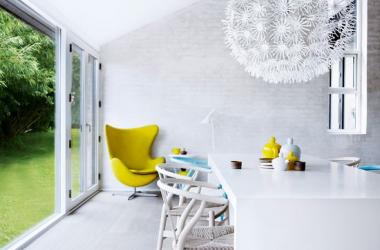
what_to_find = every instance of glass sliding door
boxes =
[0,4,59,248]
[85,55,98,189]
[68,42,99,209]
[69,44,83,199]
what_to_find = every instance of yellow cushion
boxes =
[130,168,157,175]
[111,158,158,187]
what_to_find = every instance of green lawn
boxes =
[71,129,81,197]
[0,130,81,247]
[0,131,55,247]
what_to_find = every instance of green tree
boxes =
[0,8,55,140]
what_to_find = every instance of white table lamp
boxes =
[201,109,216,151]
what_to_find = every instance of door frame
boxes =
[66,34,101,211]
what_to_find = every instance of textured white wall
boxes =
[100,0,380,191]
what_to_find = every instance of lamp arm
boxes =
[211,121,215,152]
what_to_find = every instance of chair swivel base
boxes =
[128,189,160,200]
[112,187,160,200]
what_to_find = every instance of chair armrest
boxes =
[130,168,157,175]
[158,179,227,205]
[150,156,166,167]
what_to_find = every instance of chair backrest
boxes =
[156,163,213,206]
[156,163,212,181]
[105,124,159,170]
[330,157,361,167]
[157,178,227,250]
[156,164,193,181]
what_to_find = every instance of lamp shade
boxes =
[200,109,216,124]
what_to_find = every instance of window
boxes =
[0,1,59,247]
[0,0,101,248]
[329,0,367,134]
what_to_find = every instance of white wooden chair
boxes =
[157,178,234,250]
[330,157,361,167]
[156,163,229,250]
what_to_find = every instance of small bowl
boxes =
[259,158,273,164]
[294,161,306,171]
[231,161,242,169]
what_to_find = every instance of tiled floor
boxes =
[27,192,168,250]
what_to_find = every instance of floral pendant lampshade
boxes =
[224,0,356,83]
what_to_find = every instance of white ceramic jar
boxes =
[280,138,301,160]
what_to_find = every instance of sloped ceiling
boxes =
[28,0,200,50]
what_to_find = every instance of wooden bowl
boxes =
[231,161,242,169]
[294,161,306,171]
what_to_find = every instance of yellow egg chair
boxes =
[105,124,165,200]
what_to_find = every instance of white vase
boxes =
[280,138,301,160]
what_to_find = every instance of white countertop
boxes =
[208,154,380,200]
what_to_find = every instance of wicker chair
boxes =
[156,163,229,250]
[157,178,234,250]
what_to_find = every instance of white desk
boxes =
[208,154,380,250]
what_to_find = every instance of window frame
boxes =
[328,0,367,135]
[1,0,102,249]
[0,0,65,249]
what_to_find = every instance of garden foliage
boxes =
[0,9,55,140]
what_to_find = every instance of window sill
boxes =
[4,212,65,250]
[327,129,367,135]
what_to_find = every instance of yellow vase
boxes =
[171,147,181,155]
[262,136,281,159]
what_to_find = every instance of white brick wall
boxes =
[100,0,380,190]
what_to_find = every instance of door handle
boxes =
[86,123,92,132]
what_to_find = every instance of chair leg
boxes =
[208,211,215,227]
[224,207,230,225]
[157,204,167,250]
[128,191,138,200]
[128,187,160,200]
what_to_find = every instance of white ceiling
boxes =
[28,0,200,50]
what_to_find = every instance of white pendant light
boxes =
[224,0,356,83]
